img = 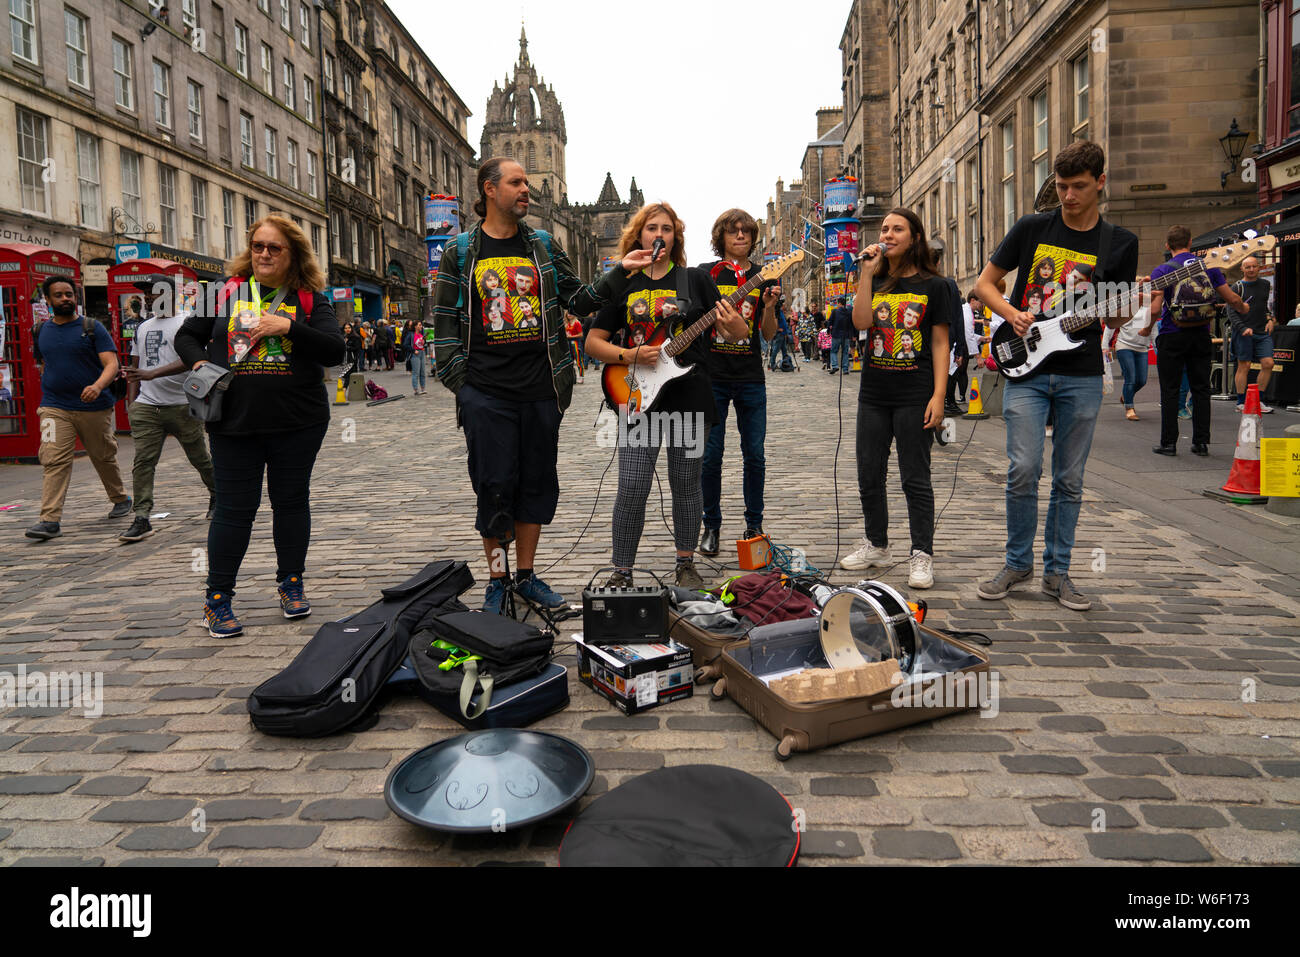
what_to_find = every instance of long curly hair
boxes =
[871,206,938,294]
[616,202,687,268]
[225,214,326,291]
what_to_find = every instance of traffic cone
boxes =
[333,376,349,405]
[1204,384,1268,504]
[963,373,989,420]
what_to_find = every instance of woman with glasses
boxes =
[176,215,345,638]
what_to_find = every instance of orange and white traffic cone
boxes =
[963,373,989,420]
[1205,384,1268,504]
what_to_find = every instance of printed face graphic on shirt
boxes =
[227,298,295,371]
[709,267,762,356]
[868,294,926,372]
[476,255,543,345]
[1021,243,1098,316]
[624,287,683,348]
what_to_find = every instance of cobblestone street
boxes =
[1,362,1298,866]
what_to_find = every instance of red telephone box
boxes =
[0,243,83,461]
[106,258,198,433]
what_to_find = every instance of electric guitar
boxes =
[601,249,805,415]
[990,235,1276,379]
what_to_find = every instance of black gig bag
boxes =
[248,559,474,736]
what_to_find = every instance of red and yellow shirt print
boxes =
[228,296,295,374]
[475,254,544,343]
[623,287,683,347]
[1020,242,1098,317]
[866,293,927,372]
[708,261,761,356]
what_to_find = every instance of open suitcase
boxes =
[667,608,744,684]
[711,609,991,760]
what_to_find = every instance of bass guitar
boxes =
[990,235,1276,379]
[601,249,805,415]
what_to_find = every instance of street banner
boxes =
[824,179,857,220]
[825,220,860,274]
[425,195,459,238]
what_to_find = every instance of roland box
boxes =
[573,634,693,715]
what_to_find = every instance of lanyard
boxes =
[247,279,292,319]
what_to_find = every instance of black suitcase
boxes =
[247,559,474,736]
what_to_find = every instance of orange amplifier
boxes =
[736,534,771,571]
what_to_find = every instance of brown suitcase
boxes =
[711,619,992,760]
[666,608,746,684]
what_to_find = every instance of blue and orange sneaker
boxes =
[204,593,243,639]
[482,577,507,616]
[277,576,311,619]
[515,574,568,611]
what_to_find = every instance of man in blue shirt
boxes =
[828,297,854,374]
[26,276,130,541]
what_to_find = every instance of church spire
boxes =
[519,23,529,67]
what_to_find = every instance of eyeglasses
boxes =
[251,241,286,256]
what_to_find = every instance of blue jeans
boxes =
[410,351,426,392]
[1115,348,1148,407]
[1003,375,1103,576]
[768,333,792,369]
[830,336,851,371]
[701,381,767,531]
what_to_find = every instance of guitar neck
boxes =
[1057,259,1207,333]
[663,269,764,358]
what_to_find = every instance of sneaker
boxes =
[119,517,153,542]
[604,569,634,589]
[1235,403,1245,412]
[1125,408,1139,421]
[977,565,1033,600]
[1260,403,1274,414]
[24,521,61,541]
[742,526,764,541]
[204,593,243,638]
[1045,425,1054,438]
[107,497,133,519]
[675,559,706,590]
[482,577,507,615]
[908,550,934,589]
[841,538,891,571]
[1042,573,1092,611]
[277,576,311,619]
[1178,408,1192,420]
[515,573,568,611]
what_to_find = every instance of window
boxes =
[412,123,420,166]
[120,147,141,226]
[158,164,177,246]
[279,0,289,31]
[325,130,336,174]
[1032,88,1050,195]
[392,105,402,153]
[10,0,36,64]
[265,125,278,179]
[257,0,269,14]
[211,3,225,62]
[368,225,378,271]
[181,0,198,34]
[260,43,273,95]
[343,71,353,111]
[222,188,235,259]
[306,150,317,198]
[187,80,203,141]
[217,96,230,162]
[153,60,172,127]
[1001,118,1016,232]
[427,137,436,182]
[191,177,208,255]
[1071,53,1089,137]
[396,176,407,226]
[350,219,359,265]
[234,22,248,78]
[367,155,375,196]
[346,141,355,184]
[303,76,315,122]
[283,60,295,110]
[970,209,979,270]
[323,53,335,94]
[363,88,371,124]
[930,186,940,237]
[112,36,134,110]
[244,196,257,232]
[65,9,89,88]
[286,138,299,190]
[331,210,342,257]
[299,2,311,47]
[444,153,454,198]
[414,184,424,237]
[311,223,321,259]
[75,130,100,228]
[239,111,254,166]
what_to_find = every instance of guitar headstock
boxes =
[1200,234,1278,271]
[758,248,806,283]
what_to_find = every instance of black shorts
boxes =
[458,382,563,538]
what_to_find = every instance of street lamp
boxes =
[1219,118,1250,189]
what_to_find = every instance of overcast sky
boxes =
[388,0,847,264]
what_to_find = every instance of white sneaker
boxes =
[1236,404,1245,412]
[1260,403,1274,414]
[841,539,891,571]
[908,550,934,589]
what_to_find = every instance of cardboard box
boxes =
[572,634,694,715]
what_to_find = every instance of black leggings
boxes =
[206,422,329,597]
[856,401,934,554]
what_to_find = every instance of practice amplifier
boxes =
[582,581,669,646]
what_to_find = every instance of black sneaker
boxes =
[25,521,61,541]
[107,497,133,519]
[1152,444,1177,456]
[119,517,153,542]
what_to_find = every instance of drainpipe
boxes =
[314,0,333,287]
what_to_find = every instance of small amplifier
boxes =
[736,534,771,571]
[582,582,669,646]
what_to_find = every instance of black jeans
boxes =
[856,401,934,554]
[1156,329,1212,447]
[206,422,329,597]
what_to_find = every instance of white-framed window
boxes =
[1071,53,1089,137]
[306,150,317,198]
[10,0,37,64]
[299,2,311,47]
[411,122,420,167]
[368,225,377,272]
[187,80,203,142]
[260,43,273,95]
[152,60,172,128]
[239,110,254,167]
[350,218,359,266]
[396,176,407,226]
[286,138,299,190]
[257,0,269,14]
[1032,88,1050,196]
[392,106,402,153]
[282,60,295,110]
[325,130,336,174]
[222,188,235,259]
[346,141,355,185]
[234,21,248,78]
[1001,117,1016,232]
[279,0,289,31]
[264,125,278,179]
[363,88,371,124]
[158,164,177,246]
[331,210,342,258]
[311,223,321,259]
[343,71,353,111]
[191,176,208,255]
[303,75,315,122]
[181,0,198,34]
[323,53,335,94]
[65,9,89,88]
[367,155,375,196]
[217,95,230,161]
[112,36,134,110]
[244,196,257,232]
[120,147,142,226]
[75,130,100,228]
[970,209,979,270]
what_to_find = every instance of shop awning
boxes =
[1191,194,1300,250]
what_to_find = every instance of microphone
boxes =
[650,237,666,264]
[857,243,890,262]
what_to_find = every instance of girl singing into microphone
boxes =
[840,207,950,589]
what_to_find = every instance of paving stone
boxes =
[1093,756,1169,777]
[0,827,11,842]
[962,830,1082,862]
[1262,760,1300,778]
[0,735,25,751]
[90,718,170,733]
[209,825,324,849]
[582,716,659,731]
[93,734,179,753]
[664,716,756,731]
[922,799,1024,827]
[901,733,1012,752]
[885,775,970,798]
[202,799,301,821]
[1085,833,1212,862]
[996,697,1063,713]
[1227,805,1300,831]
[90,799,196,823]
[1094,735,1187,755]
[299,799,390,821]
[1085,682,1150,699]
[1028,655,1108,668]
[1086,777,1176,801]
[872,830,961,861]
[117,827,208,851]
[782,752,893,773]
[151,687,223,700]
[18,735,98,752]
[586,750,665,771]
[798,830,864,858]
[809,777,878,797]
[4,824,121,848]
[1032,802,1138,828]
[1166,755,1260,778]
[1000,755,1087,775]
[306,752,392,771]
[0,774,80,794]
[1039,715,1106,733]
[11,856,105,866]
[119,857,220,866]
[1139,804,1229,829]
[1203,830,1300,864]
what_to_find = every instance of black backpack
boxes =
[248,559,474,736]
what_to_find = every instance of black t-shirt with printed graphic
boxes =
[592,264,722,423]
[991,210,1140,378]
[466,231,552,401]
[698,259,775,383]
[859,273,949,407]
